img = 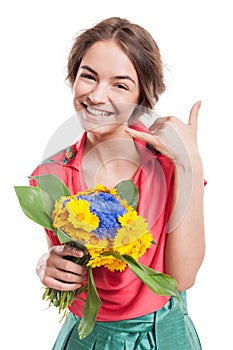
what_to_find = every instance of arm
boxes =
[165,149,205,291]
[125,101,205,291]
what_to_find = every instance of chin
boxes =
[79,119,126,136]
[86,124,123,136]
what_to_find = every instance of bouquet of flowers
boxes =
[14,175,179,339]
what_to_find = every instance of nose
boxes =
[88,83,109,104]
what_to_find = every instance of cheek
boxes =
[73,93,80,112]
[72,84,84,111]
[114,103,138,121]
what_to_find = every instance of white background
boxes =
[1,0,232,349]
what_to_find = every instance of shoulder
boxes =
[41,144,77,167]
[30,132,87,179]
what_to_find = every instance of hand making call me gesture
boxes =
[126,101,202,165]
[126,101,205,291]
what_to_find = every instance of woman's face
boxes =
[73,40,140,135]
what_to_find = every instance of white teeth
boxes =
[86,106,111,117]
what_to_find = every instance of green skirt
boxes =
[52,292,202,350]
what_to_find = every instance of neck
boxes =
[82,129,141,188]
[85,125,130,146]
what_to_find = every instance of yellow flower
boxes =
[52,198,69,228]
[105,259,127,272]
[95,184,109,192]
[114,232,153,260]
[95,184,118,196]
[114,216,149,247]
[87,249,127,272]
[87,254,114,268]
[137,233,154,256]
[60,223,91,243]
[87,247,104,258]
[118,206,138,226]
[85,234,110,248]
[119,198,129,209]
[66,198,99,232]
[109,188,117,196]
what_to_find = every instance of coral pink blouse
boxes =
[31,125,175,321]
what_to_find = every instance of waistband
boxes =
[72,311,155,333]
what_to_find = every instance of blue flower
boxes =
[76,192,127,240]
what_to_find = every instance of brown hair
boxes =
[67,17,165,115]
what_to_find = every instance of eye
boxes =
[115,83,128,90]
[80,73,96,81]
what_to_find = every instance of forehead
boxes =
[81,40,138,79]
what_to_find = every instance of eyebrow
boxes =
[80,65,136,85]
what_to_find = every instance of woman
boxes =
[32,17,205,349]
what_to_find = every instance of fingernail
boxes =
[75,249,83,257]
[124,127,132,133]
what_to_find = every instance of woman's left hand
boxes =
[125,101,202,167]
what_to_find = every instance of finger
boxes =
[125,127,172,158]
[125,127,156,145]
[149,117,164,132]
[188,100,202,131]
[51,264,86,282]
[125,127,165,150]
[149,117,170,132]
[53,245,84,258]
[43,275,85,291]
[54,257,87,276]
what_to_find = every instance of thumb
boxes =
[188,100,202,131]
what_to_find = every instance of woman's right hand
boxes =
[36,245,87,291]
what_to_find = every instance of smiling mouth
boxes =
[81,103,114,119]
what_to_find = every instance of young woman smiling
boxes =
[32,17,205,349]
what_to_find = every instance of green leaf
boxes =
[78,268,102,339]
[56,228,72,243]
[102,251,180,301]
[115,179,139,210]
[123,255,180,300]
[56,230,88,256]
[29,174,70,202]
[14,186,54,230]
